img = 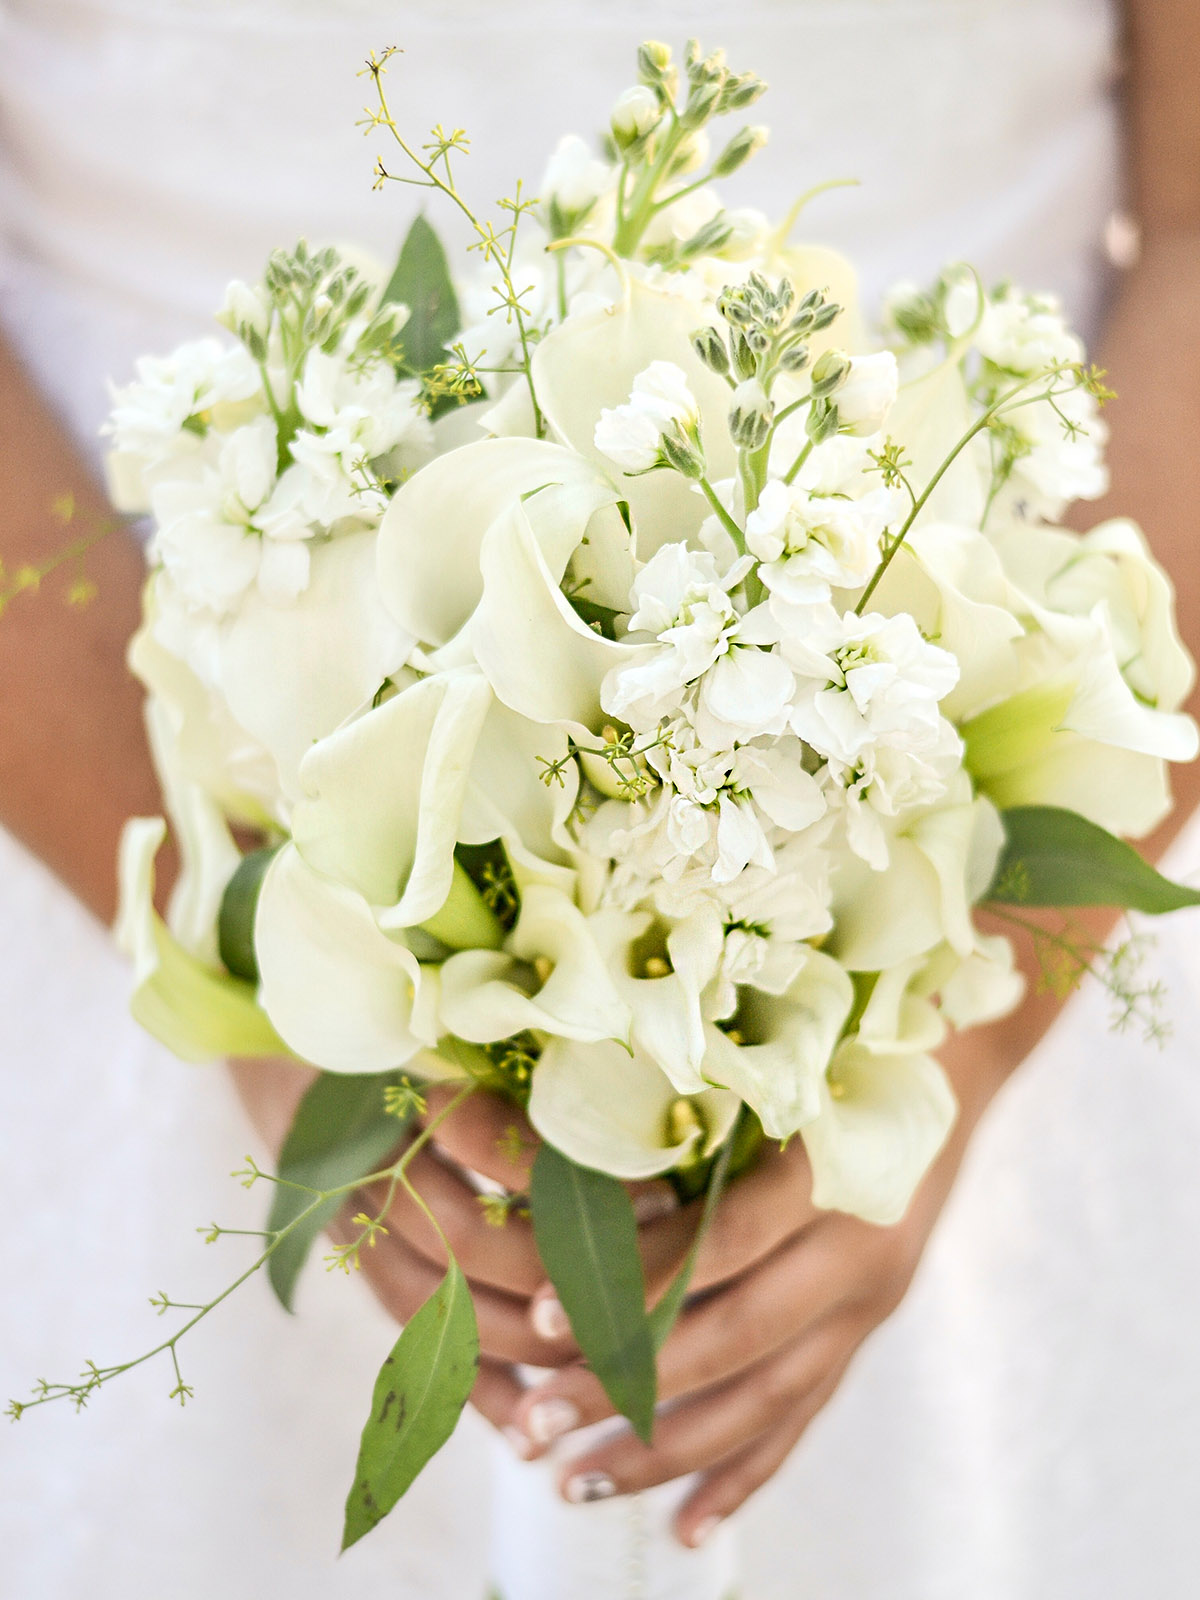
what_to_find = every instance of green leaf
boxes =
[267,1072,408,1313]
[217,845,281,981]
[648,1128,737,1353]
[341,1258,479,1551]
[381,214,460,374]
[989,805,1200,913]
[530,1143,657,1443]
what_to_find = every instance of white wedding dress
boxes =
[3,3,1200,1597]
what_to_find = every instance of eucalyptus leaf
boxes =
[989,805,1200,913]
[648,1130,737,1352]
[382,214,460,374]
[341,1258,479,1551]
[530,1143,657,1443]
[267,1071,408,1313]
[218,845,281,981]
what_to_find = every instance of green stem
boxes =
[853,370,1064,614]
[698,476,746,555]
[613,114,687,257]
[783,437,814,486]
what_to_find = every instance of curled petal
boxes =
[529,1038,738,1180]
[256,844,431,1074]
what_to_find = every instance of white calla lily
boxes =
[255,844,437,1074]
[376,437,618,647]
[532,280,736,555]
[116,817,285,1063]
[802,1036,957,1225]
[529,1037,739,1180]
[701,948,854,1139]
[471,499,628,731]
[291,671,492,929]
[438,885,632,1047]
[220,530,412,798]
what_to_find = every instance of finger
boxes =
[515,1219,849,1436]
[328,1206,576,1370]
[554,1314,856,1500]
[421,1085,539,1190]
[673,1357,852,1548]
[360,1148,545,1297]
[470,1358,531,1448]
[639,1138,819,1300]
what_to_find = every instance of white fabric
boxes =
[6,2,1200,1598]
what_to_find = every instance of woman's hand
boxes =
[505,1029,1009,1548]
[226,1060,578,1445]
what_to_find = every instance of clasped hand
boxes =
[316,1083,961,1549]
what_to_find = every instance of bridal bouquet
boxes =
[16,39,1199,1548]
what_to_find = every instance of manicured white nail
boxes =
[531,1295,571,1340]
[688,1514,722,1548]
[526,1396,580,1444]
[503,1426,535,1461]
[564,1470,617,1504]
[632,1187,679,1225]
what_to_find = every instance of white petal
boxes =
[472,501,628,730]
[376,437,616,646]
[529,1037,738,1180]
[115,817,285,1064]
[532,280,737,557]
[701,949,854,1140]
[221,530,412,798]
[802,1040,957,1225]
[292,672,492,928]
[255,844,429,1074]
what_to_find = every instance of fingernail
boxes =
[564,1470,617,1504]
[503,1426,535,1461]
[531,1296,571,1340]
[526,1396,581,1445]
[688,1514,722,1548]
[633,1188,679,1225]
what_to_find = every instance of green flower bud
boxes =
[638,40,672,80]
[679,79,721,130]
[731,328,758,381]
[610,84,662,149]
[806,396,841,444]
[812,301,842,332]
[719,73,768,112]
[711,124,769,178]
[691,325,731,376]
[810,349,852,398]
[659,426,706,480]
[728,377,774,449]
[679,212,734,259]
[779,342,811,373]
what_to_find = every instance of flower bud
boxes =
[719,73,768,112]
[710,124,768,178]
[679,80,721,130]
[731,329,758,381]
[610,84,661,148]
[638,40,672,81]
[217,279,272,343]
[542,134,613,225]
[835,352,899,436]
[679,211,734,259]
[691,325,731,376]
[728,377,774,450]
[659,427,706,479]
[809,349,852,399]
[779,342,811,373]
[806,396,841,445]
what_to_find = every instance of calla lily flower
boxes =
[529,1036,739,1180]
[291,670,493,931]
[701,948,854,1140]
[438,884,632,1047]
[255,844,438,1074]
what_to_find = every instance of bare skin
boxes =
[5,0,1200,1553]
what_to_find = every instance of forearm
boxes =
[0,333,165,923]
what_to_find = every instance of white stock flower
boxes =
[745,477,895,603]
[593,361,700,474]
[105,338,262,459]
[998,382,1108,519]
[601,542,744,729]
[542,133,615,219]
[977,288,1083,374]
[150,416,315,613]
[610,85,661,144]
[835,352,898,437]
